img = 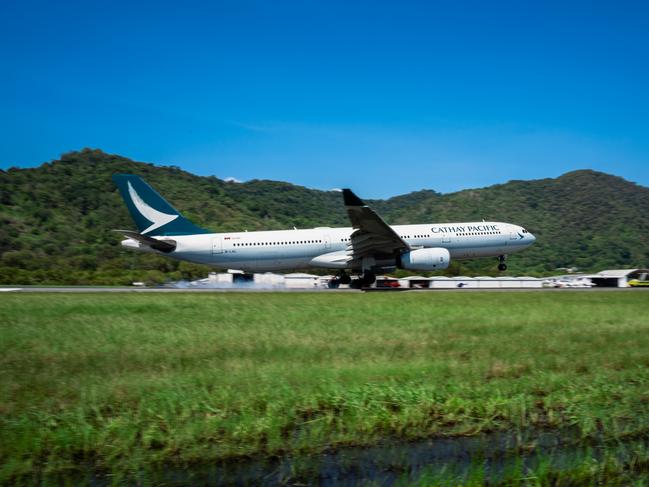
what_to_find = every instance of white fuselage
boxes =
[124,221,535,272]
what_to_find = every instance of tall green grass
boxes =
[1,292,648,482]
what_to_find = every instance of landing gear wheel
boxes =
[361,271,376,286]
[328,278,341,289]
[339,273,352,285]
[349,279,363,289]
[349,271,376,289]
[498,263,508,271]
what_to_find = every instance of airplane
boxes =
[113,174,536,288]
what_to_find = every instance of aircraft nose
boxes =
[529,233,536,243]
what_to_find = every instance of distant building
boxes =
[587,269,649,288]
[283,273,321,288]
[387,276,543,289]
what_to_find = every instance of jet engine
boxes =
[397,248,450,271]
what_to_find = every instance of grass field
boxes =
[1,292,649,484]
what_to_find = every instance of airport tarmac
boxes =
[0,286,643,293]
[0,286,358,293]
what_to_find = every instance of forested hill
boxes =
[1,149,648,284]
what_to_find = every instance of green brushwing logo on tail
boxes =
[113,174,210,236]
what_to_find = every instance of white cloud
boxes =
[224,176,242,183]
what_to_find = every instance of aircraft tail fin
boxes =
[112,174,210,236]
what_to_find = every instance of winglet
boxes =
[342,189,365,206]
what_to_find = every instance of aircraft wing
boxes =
[342,189,410,267]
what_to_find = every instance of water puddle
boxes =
[50,429,649,485]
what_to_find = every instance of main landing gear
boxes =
[339,272,352,285]
[328,271,375,289]
[328,271,351,288]
[350,271,376,289]
[498,255,508,272]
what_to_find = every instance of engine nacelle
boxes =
[398,248,450,271]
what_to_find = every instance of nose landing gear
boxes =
[498,255,508,271]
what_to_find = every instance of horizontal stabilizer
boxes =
[113,230,176,253]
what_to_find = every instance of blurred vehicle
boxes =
[629,279,649,287]
[545,277,593,288]
[376,279,401,288]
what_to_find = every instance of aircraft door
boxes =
[324,234,331,250]
[442,233,451,244]
[212,237,223,254]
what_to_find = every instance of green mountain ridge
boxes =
[1,149,648,284]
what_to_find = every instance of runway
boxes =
[0,286,357,293]
[0,286,642,293]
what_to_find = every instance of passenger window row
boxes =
[234,240,322,247]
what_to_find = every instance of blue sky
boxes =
[2,0,648,197]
